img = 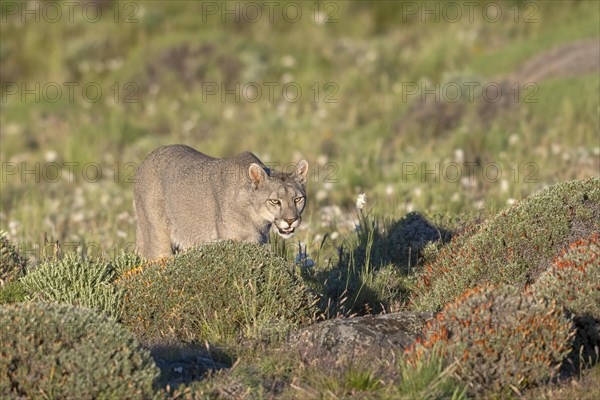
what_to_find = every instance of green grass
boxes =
[2,2,598,259]
[164,341,465,399]
[0,1,599,398]
[396,344,467,400]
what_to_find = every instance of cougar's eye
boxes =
[269,199,280,206]
[294,197,304,204]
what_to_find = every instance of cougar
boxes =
[133,144,309,260]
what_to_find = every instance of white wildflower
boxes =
[222,107,235,120]
[71,212,85,223]
[454,148,464,163]
[365,49,378,63]
[356,193,367,210]
[182,118,196,133]
[45,150,57,162]
[116,211,130,222]
[107,58,123,71]
[551,144,561,155]
[4,123,22,136]
[461,176,476,188]
[8,220,20,236]
[281,55,296,68]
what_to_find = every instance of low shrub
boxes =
[0,302,159,399]
[530,234,600,369]
[411,178,600,311]
[112,251,145,278]
[0,231,26,286]
[530,234,600,319]
[118,241,320,346]
[406,285,575,396]
[20,253,124,319]
[0,281,27,304]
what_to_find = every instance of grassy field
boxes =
[1,0,598,260]
[1,0,599,398]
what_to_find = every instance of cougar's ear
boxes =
[249,163,267,189]
[295,160,309,184]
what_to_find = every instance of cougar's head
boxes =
[248,160,309,239]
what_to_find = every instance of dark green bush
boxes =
[406,285,574,396]
[0,231,26,286]
[118,241,319,346]
[411,178,600,311]
[0,302,159,399]
[20,253,124,319]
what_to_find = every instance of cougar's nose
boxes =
[285,218,296,226]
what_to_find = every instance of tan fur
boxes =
[134,145,308,259]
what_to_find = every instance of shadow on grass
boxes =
[306,212,453,317]
[148,341,233,390]
[561,314,600,379]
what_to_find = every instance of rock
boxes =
[288,312,434,366]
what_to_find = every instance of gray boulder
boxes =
[288,312,434,365]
